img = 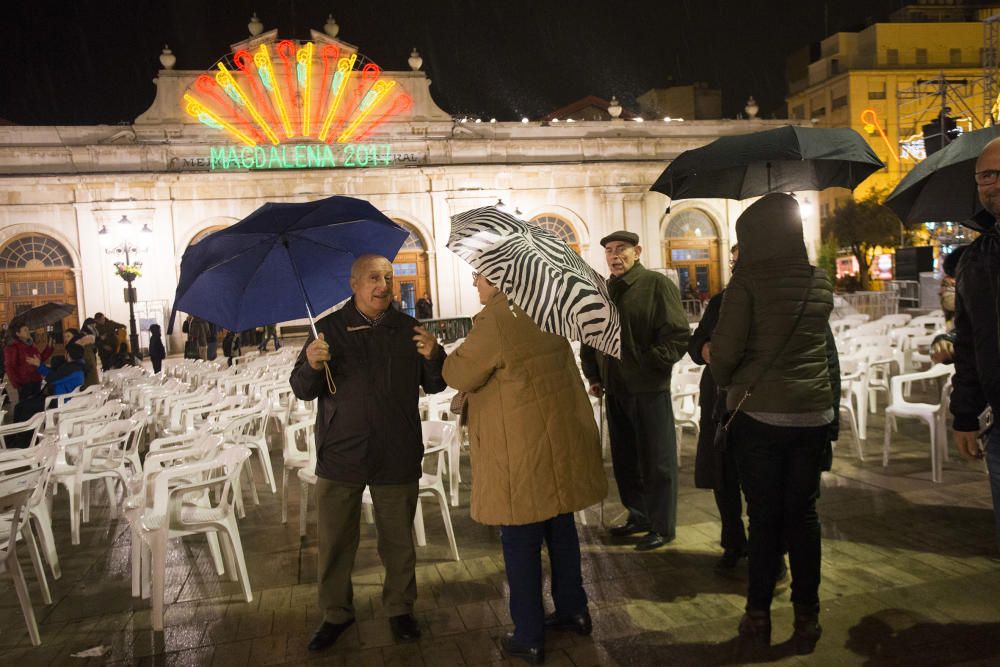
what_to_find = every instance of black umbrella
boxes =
[650,125,884,201]
[9,302,76,330]
[884,125,1000,230]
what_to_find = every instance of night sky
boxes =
[3,0,907,125]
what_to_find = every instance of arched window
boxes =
[399,228,425,251]
[661,209,722,299]
[531,214,580,253]
[0,235,73,269]
[664,209,718,239]
[0,234,79,336]
[190,225,231,246]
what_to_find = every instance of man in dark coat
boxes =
[581,231,691,551]
[290,255,447,653]
[952,138,1000,556]
[93,312,125,371]
[415,293,433,319]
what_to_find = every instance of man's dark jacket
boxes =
[581,262,690,393]
[951,223,1000,431]
[289,299,447,484]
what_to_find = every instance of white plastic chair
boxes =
[877,314,912,328]
[413,421,460,561]
[52,418,146,545]
[0,446,56,646]
[130,445,253,630]
[837,361,864,461]
[0,444,62,582]
[0,413,45,449]
[883,364,954,483]
[281,420,313,525]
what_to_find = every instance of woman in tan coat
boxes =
[443,273,606,665]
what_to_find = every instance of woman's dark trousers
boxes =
[730,413,826,611]
[500,512,588,648]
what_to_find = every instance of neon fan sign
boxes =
[182,39,413,152]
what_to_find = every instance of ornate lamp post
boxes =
[99,215,152,360]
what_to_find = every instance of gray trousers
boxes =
[315,478,419,623]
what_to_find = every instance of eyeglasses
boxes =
[975,169,1000,185]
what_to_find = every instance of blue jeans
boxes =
[500,513,587,648]
[988,426,1000,555]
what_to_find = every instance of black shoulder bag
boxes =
[713,269,816,451]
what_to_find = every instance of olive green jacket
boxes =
[581,262,691,394]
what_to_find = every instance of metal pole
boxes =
[125,246,141,361]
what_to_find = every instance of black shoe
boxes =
[608,519,651,537]
[737,610,771,648]
[543,609,592,636]
[389,613,421,642]
[634,531,672,551]
[500,633,545,664]
[307,619,355,652]
[792,603,822,655]
[715,549,747,572]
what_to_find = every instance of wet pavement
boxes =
[1,400,999,665]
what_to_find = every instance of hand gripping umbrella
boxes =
[169,195,408,393]
[650,125,884,201]
[885,124,1000,230]
[447,206,621,358]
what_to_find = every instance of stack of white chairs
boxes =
[0,443,58,646]
[883,364,955,483]
[52,417,146,544]
[281,420,313,525]
[126,439,252,630]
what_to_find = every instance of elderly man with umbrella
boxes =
[291,254,446,651]
[170,195,445,652]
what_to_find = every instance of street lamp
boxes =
[99,215,152,360]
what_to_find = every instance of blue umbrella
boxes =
[168,195,408,337]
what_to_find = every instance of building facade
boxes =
[0,25,816,352]
[787,2,1000,216]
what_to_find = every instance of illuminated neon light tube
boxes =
[254,45,294,139]
[318,54,357,142]
[183,93,257,147]
[216,64,280,145]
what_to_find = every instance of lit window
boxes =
[0,235,73,269]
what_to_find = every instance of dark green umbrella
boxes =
[650,125,884,201]
[884,124,1000,231]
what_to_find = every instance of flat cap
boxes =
[599,230,640,247]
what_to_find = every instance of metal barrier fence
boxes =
[837,291,900,320]
[886,280,920,309]
[421,317,473,343]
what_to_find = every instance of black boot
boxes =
[737,609,771,649]
[792,603,821,654]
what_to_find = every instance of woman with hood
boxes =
[443,272,607,665]
[710,194,835,654]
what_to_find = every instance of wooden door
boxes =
[662,239,721,297]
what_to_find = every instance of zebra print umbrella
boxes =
[448,206,621,358]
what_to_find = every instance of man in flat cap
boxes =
[581,231,690,550]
